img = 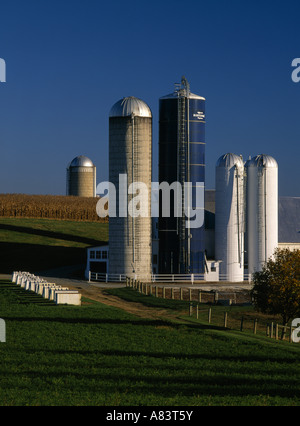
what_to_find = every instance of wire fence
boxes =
[126,277,299,344]
[125,277,251,304]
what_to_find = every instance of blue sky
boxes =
[0,0,299,196]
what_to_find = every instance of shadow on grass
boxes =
[0,223,105,246]
[0,281,56,305]
[0,242,87,275]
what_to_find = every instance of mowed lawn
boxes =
[0,217,108,274]
[0,280,299,406]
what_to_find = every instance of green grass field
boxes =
[0,217,108,275]
[0,279,299,406]
[0,217,299,406]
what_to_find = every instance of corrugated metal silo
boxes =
[215,153,245,282]
[66,155,96,197]
[158,77,205,274]
[246,154,278,276]
[109,96,152,280]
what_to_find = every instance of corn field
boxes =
[0,193,107,222]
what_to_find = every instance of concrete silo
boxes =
[246,154,278,276]
[67,155,96,197]
[158,76,205,274]
[215,153,245,282]
[109,96,152,280]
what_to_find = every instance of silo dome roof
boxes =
[69,155,94,168]
[246,154,278,168]
[216,153,244,169]
[109,96,152,118]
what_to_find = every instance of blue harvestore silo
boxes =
[158,77,206,274]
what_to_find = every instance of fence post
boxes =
[275,323,279,340]
[253,319,257,334]
[196,304,199,319]
[180,288,183,300]
[106,274,108,283]
[271,322,274,338]
[171,288,174,299]
[155,286,158,297]
[224,312,228,328]
[163,287,165,299]
[189,303,193,317]
[208,308,212,324]
[189,288,192,301]
[198,290,202,303]
[240,316,244,332]
[88,271,91,283]
[214,291,219,304]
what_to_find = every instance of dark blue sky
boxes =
[0,0,299,196]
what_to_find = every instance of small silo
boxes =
[109,96,152,280]
[215,153,245,282]
[66,155,96,197]
[246,154,278,276]
[158,76,206,274]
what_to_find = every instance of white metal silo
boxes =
[246,154,278,276]
[215,153,245,282]
[109,96,152,280]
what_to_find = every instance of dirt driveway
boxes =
[71,283,184,321]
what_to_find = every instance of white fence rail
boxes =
[88,272,206,283]
[89,272,255,283]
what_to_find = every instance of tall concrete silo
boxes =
[246,154,278,276]
[215,153,245,282]
[109,96,152,280]
[158,76,205,274]
[67,155,96,197]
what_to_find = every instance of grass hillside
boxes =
[0,279,299,406]
[0,217,108,275]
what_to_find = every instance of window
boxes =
[102,251,108,259]
[96,251,101,259]
[90,251,95,259]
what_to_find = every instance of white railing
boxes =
[219,274,251,282]
[88,271,252,284]
[151,274,205,283]
[89,272,205,283]
[89,272,127,283]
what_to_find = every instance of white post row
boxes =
[11,272,81,306]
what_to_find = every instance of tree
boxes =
[251,248,300,330]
